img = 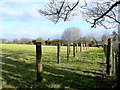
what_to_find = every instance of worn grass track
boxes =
[0,44,115,89]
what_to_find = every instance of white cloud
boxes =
[0,2,46,22]
[2,0,49,3]
[1,0,106,3]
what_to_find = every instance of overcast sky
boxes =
[0,0,115,41]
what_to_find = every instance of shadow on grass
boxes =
[2,54,115,89]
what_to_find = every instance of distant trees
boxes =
[6,38,33,44]
[101,31,118,44]
[62,27,82,44]
[112,31,118,41]
[102,33,111,44]
[51,39,64,45]
[81,36,91,44]
[0,38,6,44]
[45,38,51,45]
[20,38,32,44]
[4,37,65,46]
[36,38,45,42]
[33,38,45,44]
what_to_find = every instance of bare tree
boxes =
[38,0,120,29]
[82,0,120,29]
[62,27,82,43]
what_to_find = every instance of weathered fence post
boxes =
[85,43,87,50]
[106,38,112,76]
[73,44,75,57]
[112,51,115,75]
[36,42,43,82]
[103,44,107,57]
[57,43,60,64]
[115,52,118,78]
[76,43,78,53]
[67,43,70,60]
[116,43,120,88]
[83,44,85,50]
[87,44,89,50]
[80,43,82,52]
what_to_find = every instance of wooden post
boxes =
[87,44,89,50]
[76,43,78,53]
[83,44,84,50]
[103,44,107,57]
[85,43,87,50]
[106,38,112,76]
[69,43,71,54]
[116,43,120,88]
[106,45,108,64]
[80,43,82,52]
[57,43,60,64]
[115,52,118,78]
[112,51,115,75]
[36,42,43,82]
[67,43,70,60]
[83,44,85,50]
[73,44,75,57]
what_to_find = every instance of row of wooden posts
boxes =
[35,40,120,88]
[103,38,120,88]
[34,42,90,82]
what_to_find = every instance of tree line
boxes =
[0,27,118,46]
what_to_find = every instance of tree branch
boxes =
[91,1,120,28]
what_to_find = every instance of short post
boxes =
[106,38,112,76]
[73,44,75,57]
[36,42,43,82]
[57,43,60,64]
[67,43,70,60]
[116,43,120,88]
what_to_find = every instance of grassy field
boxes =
[0,44,115,89]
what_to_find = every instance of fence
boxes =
[34,41,91,81]
[103,38,120,88]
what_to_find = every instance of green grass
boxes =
[0,44,115,89]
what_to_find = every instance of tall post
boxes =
[80,43,82,52]
[83,44,85,50]
[103,44,107,57]
[117,43,120,88]
[57,43,60,64]
[67,43,70,60]
[83,44,84,50]
[116,3,120,88]
[87,43,89,50]
[115,52,118,78]
[85,43,87,50]
[112,51,115,75]
[73,44,75,57]
[36,42,43,82]
[106,38,112,76]
[76,43,78,53]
